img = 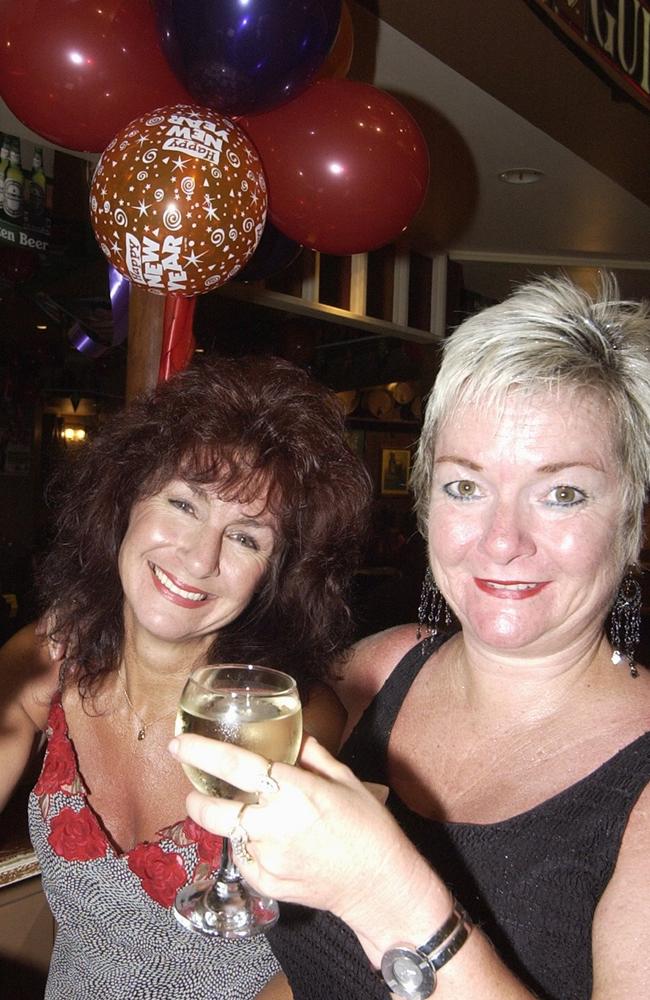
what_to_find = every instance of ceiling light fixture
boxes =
[498,168,544,185]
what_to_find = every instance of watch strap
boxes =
[421,904,472,970]
[380,903,473,999]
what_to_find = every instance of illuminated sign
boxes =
[529,0,650,111]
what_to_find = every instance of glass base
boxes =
[173,877,279,938]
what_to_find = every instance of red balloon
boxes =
[0,0,193,153]
[90,105,267,295]
[240,80,429,255]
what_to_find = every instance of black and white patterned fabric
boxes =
[28,696,279,999]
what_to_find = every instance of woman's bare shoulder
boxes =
[0,622,60,729]
[303,680,347,755]
[333,623,420,736]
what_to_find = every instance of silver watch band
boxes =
[424,906,472,970]
[381,903,473,999]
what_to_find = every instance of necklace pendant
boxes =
[137,727,146,740]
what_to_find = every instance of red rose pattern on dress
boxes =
[48,806,107,861]
[181,817,223,867]
[37,693,219,907]
[47,699,67,740]
[181,817,223,881]
[127,843,188,907]
[34,727,78,795]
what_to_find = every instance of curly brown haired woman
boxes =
[0,355,371,1000]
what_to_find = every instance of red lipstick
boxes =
[149,563,210,609]
[474,578,548,600]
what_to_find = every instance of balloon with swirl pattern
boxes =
[89,104,268,296]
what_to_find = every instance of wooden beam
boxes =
[125,287,165,402]
[349,253,368,315]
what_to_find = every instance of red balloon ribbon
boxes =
[158,294,197,383]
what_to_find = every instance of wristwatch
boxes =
[380,903,473,999]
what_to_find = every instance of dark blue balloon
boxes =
[152,0,342,117]
[235,221,303,282]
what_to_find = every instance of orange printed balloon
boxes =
[90,105,267,295]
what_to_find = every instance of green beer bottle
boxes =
[28,146,46,228]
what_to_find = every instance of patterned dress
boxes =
[28,694,279,999]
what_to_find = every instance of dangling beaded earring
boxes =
[416,567,452,642]
[609,572,642,678]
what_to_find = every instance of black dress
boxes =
[268,636,650,1000]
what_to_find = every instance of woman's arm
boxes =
[590,781,650,998]
[0,623,58,811]
[170,735,537,999]
[256,972,293,999]
[332,624,419,743]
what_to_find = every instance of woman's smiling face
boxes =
[118,478,278,652]
[427,390,625,658]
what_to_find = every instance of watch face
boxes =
[381,947,435,999]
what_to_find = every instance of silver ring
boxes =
[229,803,253,863]
[257,759,280,799]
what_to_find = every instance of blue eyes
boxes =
[442,481,587,507]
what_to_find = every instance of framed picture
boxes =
[380,448,410,496]
[344,428,365,459]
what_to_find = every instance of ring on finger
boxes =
[257,759,281,799]
[229,802,254,864]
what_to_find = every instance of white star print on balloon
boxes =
[90,104,268,296]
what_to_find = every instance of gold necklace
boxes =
[118,671,177,741]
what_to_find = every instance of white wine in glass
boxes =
[173,664,302,938]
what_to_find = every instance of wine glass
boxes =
[173,663,302,938]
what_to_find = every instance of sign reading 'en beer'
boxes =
[529,0,650,112]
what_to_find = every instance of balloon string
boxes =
[158,294,197,383]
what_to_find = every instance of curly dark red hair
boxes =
[37,356,371,697]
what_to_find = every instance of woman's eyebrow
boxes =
[188,484,209,500]
[434,457,606,474]
[236,514,276,529]
[537,461,606,474]
[434,454,482,471]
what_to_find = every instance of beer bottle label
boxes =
[4,177,23,219]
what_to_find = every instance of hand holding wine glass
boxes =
[173,663,302,938]
[170,727,448,973]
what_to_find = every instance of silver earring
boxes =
[416,567,452,641]
[609,573,642,678]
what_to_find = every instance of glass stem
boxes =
[220,837,241,883]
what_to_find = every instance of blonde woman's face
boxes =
[427,391,626,658]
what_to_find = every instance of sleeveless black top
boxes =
[268,637,650,1000]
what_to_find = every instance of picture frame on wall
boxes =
[380,447,410,496]
[344,428,365,459]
